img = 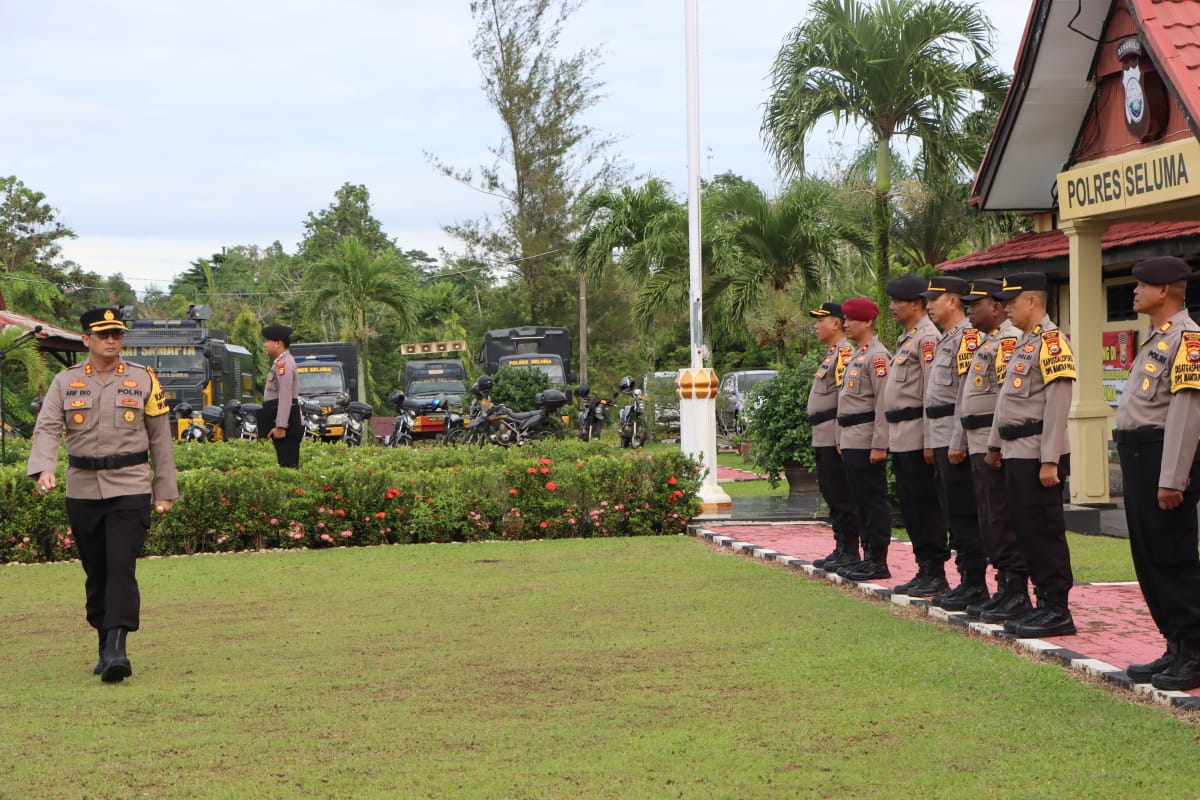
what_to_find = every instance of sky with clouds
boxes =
[1,1,1031,296]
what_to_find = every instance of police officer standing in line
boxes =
[262,323,302,468]
[881,275,948,595]
[922,276,989,609]
[27,308,179,683]
[806,303,861,573]
[1114,256,1200,690]
[950,279,1032,622]
[986,273,1077,638]
[833,297,893,580]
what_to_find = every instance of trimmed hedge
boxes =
[0,439,703,563]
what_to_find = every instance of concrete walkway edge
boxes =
[688,524,1200,711]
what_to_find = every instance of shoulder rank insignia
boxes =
[1170,331,1200,393]
[1039,330,1076,382]
[69,380,87,389]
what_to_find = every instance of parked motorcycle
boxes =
[300,400,327,442]
[174,402,223,443]
[340,396,374,447]
[224,399,262,441]
[382,390,419,448]
[617,375,647,449]
[575,383,610,442]
[444,377,567,447]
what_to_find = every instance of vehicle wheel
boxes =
[584,421,601,441]
[442,428,467,447]
[629,420,644,449]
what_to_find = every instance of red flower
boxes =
[539,521,549,528]
[540,467,550,474]
[509,488,519,495]
[527,467,538,474]
[385,488,400,500]
[374,512,386,519]
[545,481,557,491]
[667,476,677,486]
[323,484,333,492]
[294,488,304,495]
[539,458,553,466]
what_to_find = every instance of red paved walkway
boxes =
[691,521,1200,709]
[715,466,766,482]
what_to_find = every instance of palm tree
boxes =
[305,236,419,403]
[704,177,866,339]
[0,324,50,438]
[762,0,1006,296]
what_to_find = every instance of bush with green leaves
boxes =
[0,439,702,563]
[746,351,823,485]
[490,365,552,412]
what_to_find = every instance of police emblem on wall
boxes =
[1118,37,1168,143]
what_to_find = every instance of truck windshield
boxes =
[499,356,564,385]
[297,365,345,395]
[126,346,205,375]
[407,379,466,395]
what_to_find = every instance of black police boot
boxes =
[92,628,105,676]
[1009,602,1076,638]
[1127,641,1178,684]
[1150,640,1200,691]
[839,546,890,581]
[820,537,861,572]
[100,628,132,683]
[907,562,952,598]
[981,573,1034,623]
[891,561,927,595]
[937,569,990,612]
[966,571,1007,619]
[812,545,841,570]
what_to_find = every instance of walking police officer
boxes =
[986,273,1077,638]
[1114,255,1200,690]
[882,274,947,595]
[950,279,1031,622]
[806,303,860,573]
[27,307,179,682]
[834,297,893,580]
[922,275,989,609]
[262,323,302,468]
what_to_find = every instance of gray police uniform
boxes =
[836,336,891,558]
[925,320,987,582]
[807,338,858,555]
[27,359,178,632]
[953,320,1025,579]
[885,318,946,568]
[988,315,1075,608]
[263,349,301,467]
[1115,309,1200,643]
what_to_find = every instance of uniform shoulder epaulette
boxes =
[1039,328,1076,382]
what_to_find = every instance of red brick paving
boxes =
[693,521,1200,707]
[715,466,766,482]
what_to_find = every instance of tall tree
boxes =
[762,0,1005,298]
[433,0,624,324]
[299,183,395,261]
[0,177,76,316]
[304,236,419,403]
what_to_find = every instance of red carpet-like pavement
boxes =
[689,520,1200,709]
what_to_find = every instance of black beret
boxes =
[808,302,844,320]
[1132,256,1192,286]
[885,274,928,301]
[994,272,1048,300]
[962,278,1004,303]
[261,323,294,342]
[80,307,128,333]
[921,275,970,298]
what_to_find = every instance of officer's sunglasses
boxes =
[88,330,125,340]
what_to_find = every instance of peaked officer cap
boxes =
[80,307,128,333]
[962,278,1004,303]
[808,302,844,320]
[885,274,928,301]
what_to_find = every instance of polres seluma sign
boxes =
[1057,138,1200,220]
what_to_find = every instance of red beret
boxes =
[841,297,879,321]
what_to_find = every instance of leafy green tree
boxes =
[0,177,76,317]
[762,0,1006,297]
[299,183,395,261]
[433,0,624,324]
[0,324,50,436]
[304,236,419,403]
[491,364,551,412]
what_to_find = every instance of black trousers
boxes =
[933,447,987,574]
[968,453,1026,575]
[1004,458,1074,605]
[891,449,948,564]
[814,446,859,547]
[840,448,890,553]
[67,494,151,632]
[272,432,302,468]
[1118,441,1200,641]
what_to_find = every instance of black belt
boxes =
[68,451,149,470]
[884,407,923,423]
[998,421,1043,441]
[808,408,837,425]
[925,404,956,419]
[961,413,995,431]
[837,411,875,428]
[1113,428,1165,444]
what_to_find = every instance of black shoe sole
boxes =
[1012,623,1077,638]
[1150,675,1200,691]
[1126,668,1157,684]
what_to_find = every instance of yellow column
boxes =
[1060,218,1113,504]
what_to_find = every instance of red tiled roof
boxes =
[0,309,85,353]
[938,220,1200,272]
[1132,0,1200,135]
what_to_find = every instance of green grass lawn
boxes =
[0,537,1192,799]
